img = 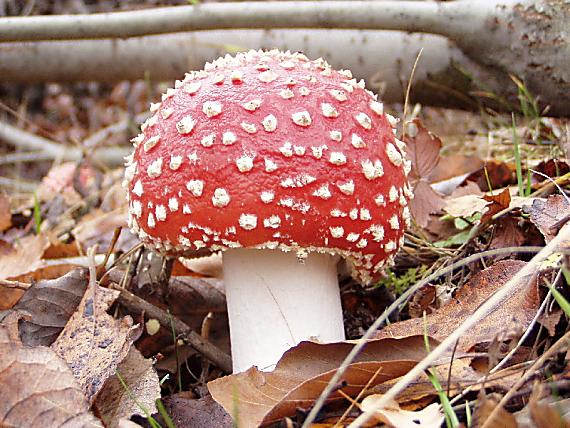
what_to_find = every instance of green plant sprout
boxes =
[377,265,429,296]
[33,192,42,234]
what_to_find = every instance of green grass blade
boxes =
[155,399,176,428]
[512,114,524,197]
[117,370,162,428]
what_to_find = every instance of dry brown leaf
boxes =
[209,336,450,427]
[371,359,478,408]
[473,392,518,428]
[15,268,88,346]
[0,312,102,427]
[449,180,484,198]
[430,154,484,184]
[0,234,49,281]
[533,159,570,182]
[489,217,526,250]
[481,188,512,223]
[538,308,563,337]
[467,161,515,192]
[444,194,489,219]
[0,286,25,311]
[529,398,570,428]
[375,260,539,352]
[409,181,446,228]
[404,119,442,182]
[52,283,135,404]
[404,119,445,228]
[360,395,443,428]
[152,394,232,428]
[525,195,570,242]
[72,208,132,253]
[0,192,11,232]
[93,347,160,428]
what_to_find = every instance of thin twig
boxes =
[114,287,232,372]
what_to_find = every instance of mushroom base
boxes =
[223,248,345,372]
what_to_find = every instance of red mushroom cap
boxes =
[124,49,412,283]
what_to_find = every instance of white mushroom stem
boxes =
[223,248,345,372]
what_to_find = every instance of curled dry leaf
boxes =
[52,284,135,404]
[375,260,540,352]
[360,395,444,428]
[15,268,88,346]
[481,188,511,223]
[0,312,102,427]
[403,119,446,227]
[209,336,456,428]
[93,347,161,428]
[525,195,570,243]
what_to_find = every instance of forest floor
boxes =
[1,2,570,428]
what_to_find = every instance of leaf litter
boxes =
[1,29,570,428]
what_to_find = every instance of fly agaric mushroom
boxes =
[124,49,412,372]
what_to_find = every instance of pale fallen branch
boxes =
[0,29,483,111]
[0,120,132,167]
[346,226,570,427]
[0,1,471,42]
[1,0,567,115]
